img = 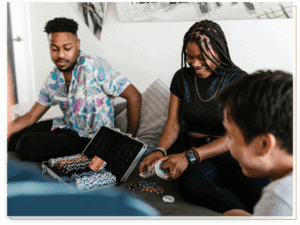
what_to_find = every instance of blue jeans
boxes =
[168,132,271,214]
[7,159,160,217]
[143,142,158,157]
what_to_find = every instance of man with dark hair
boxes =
[8,17,142,162]
[217,70,293,216]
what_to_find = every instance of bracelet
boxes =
[190,147,201,163]
[152,147,167,157]
[192,148,200,163]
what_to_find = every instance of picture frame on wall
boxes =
[116,2,293,22]
[69,2,108,40]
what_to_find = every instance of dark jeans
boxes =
[8,120,91,162]
[168,132,271,214]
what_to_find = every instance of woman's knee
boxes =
[178,165,216,196]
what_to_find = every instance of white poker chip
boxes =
[163,195,175,203]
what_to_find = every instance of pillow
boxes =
[114,79,170,147]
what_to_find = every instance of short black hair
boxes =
[217,70,293,155]
[44,17,79,35]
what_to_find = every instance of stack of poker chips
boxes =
[60,158,94,175]
[48,154,82,167]
[56,156,89,169]
[70,169,107,183]
[127,181,164,194]
[75,170,117,190]
[62,169,108,183]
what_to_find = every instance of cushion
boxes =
[114,101,127,118]
[114,79,170,146]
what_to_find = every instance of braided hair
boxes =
[182,20,238,76]
[44,17,79,35]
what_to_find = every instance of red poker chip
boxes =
[142,186,149,192]
[155,188,164,194]
[147,187,155,192]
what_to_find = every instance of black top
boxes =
[170,67,247,136]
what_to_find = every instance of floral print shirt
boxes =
[38,50,131,138]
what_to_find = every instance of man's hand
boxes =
[139,151,164,174]
[7,102,50,143]
[151,152,189,181]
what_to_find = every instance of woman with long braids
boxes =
[139,20,271,214]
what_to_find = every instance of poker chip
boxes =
[138,186,143,191]
[128,183,142,191]
[163,195,175,203]
[127,184,135,190]
[127,181,164,195]
[132,186,138,191]
[147,187,155,192]
[142,186,149,192]
[75,171,116,190]
[155,188,164,194]
[128,181,163,193]
[139,181,148,186]
[147,183,157,187]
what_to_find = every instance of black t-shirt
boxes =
[170,67,247,136]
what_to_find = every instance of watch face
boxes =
[186,150,196,164]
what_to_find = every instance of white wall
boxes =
[28,2,293,100]
[29,2,106,98]
[101,3,293,92]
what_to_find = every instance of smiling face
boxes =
[223,109,267,178]
[48,32,80,73]
[186,39,219,79]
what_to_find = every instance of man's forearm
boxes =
[126,94,142,137]
[8,114,34,141]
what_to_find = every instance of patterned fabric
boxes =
[38,50,131,138]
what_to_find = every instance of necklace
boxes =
[195,73,225,102]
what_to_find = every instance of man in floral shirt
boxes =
[8,17,142,162]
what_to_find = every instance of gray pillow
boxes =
[114,79,170,146]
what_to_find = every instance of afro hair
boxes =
[44,17,79,35]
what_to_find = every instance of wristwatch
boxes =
[184,150,197,165]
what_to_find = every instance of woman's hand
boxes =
[139,151,164,174]
[151,152,189,181]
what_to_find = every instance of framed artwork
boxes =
[69,2,108,40]
[116,2,293,22]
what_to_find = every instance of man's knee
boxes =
[15,133,41,161]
